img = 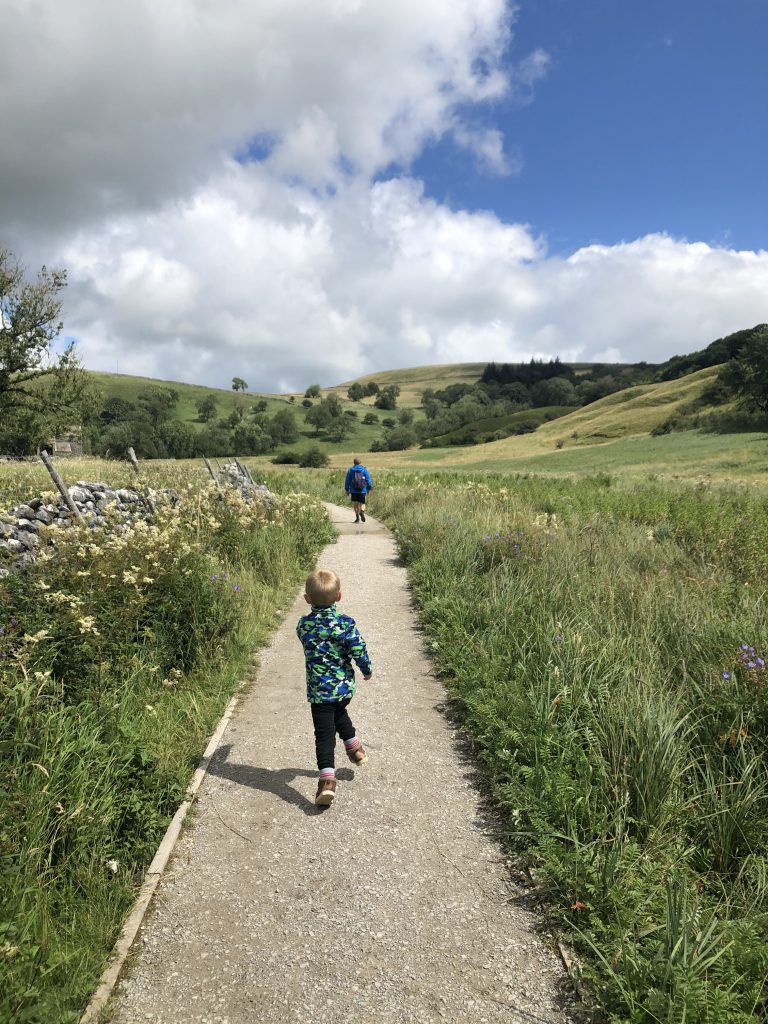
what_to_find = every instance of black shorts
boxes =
[349,491,366,504]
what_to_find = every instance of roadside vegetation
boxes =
[0,461,334,1024]
[282,467,768,1023]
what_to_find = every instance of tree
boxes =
[382,425,416,450]
[719,328,768,413]
[398,408,415,426]
[196,395,218,422]
[158,421,199,459]
[362,412,379,425]
[364,382,380,396]
[304,384,321,398]
[347,383,365,402]
[268,408,298,444]
[374,384,400,410]
[232,422,273,455]
[304,393,345,436]
[305,402,330,434]
[232,377,248,392]
[299,446,329,467]
[0,248,89,452]
[100,396,137,423]
[326,416,352,443]
[530,377,577,407]
[138,386,179,427]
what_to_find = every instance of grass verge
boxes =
[1,483,334,1023]
[282,468,768,1023]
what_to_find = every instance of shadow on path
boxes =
[207,744,353,816]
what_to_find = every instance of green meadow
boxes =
[265,466,768,1023]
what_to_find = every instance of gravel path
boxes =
[109,504,573,1023]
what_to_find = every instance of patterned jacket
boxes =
[296,603,372,703]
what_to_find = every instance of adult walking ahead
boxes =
[344,457,373,523]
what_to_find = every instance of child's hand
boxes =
[363,673,372,680]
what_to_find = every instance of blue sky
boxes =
[415,0,768,254]
[1,0,767,389]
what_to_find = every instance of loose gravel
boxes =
[107,504,575,1023]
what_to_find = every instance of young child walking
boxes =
[296,568,373,807]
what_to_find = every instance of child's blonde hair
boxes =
[305,568,341,606]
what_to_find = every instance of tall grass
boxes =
[285,469,768,1022]
[0,479,334,1023]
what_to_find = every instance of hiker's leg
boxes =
[310,703,337,772]
[333,698,355,743]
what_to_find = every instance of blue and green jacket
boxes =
[296,603,372,703]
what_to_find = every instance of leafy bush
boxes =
[271,451,302,464]
[298,446,329,467]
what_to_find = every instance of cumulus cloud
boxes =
[58,173,768,390]
[1,1,766,391]
[0,0,512,230]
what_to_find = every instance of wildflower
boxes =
[107,859,119,874]
[722,671,731,680]
[555,634,564,643]
[77,616,100,636]
[233,584,241,592]
[570,900,587,911]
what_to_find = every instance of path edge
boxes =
[79,688,243,1024]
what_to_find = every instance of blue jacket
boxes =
[344,464,372,495]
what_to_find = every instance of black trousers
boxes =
[311,699,356,770]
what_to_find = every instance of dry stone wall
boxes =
[0,461,272,576]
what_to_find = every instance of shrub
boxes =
[298,446,329,468]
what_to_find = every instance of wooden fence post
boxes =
[235,458,256,487]
[203,457,222,492]
[126,447,155,512]
[40,451,85,525]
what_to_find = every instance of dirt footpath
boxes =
[109,504,573,1024]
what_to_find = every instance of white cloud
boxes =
[1,1,765,393]
[0,0,513,230]
[57,174,768,389]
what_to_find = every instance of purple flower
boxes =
[555,634,564,643]
[233,584,241,592]
[9,618,17,627]
[722,671,731,680]
[757,658,765,668]
[747,661,756,670]
[740,643,749,651]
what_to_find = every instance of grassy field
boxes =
[89,370,295,424]
[285,467,768,1023]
